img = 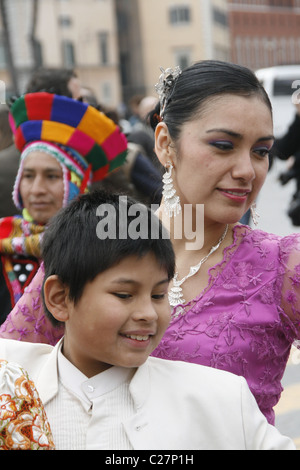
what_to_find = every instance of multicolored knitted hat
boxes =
[9,92,128,212]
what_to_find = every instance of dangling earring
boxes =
[250,202,259,226]
[162,162,181,217]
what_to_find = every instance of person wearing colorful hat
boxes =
[0,92,127,325]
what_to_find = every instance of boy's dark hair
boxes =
[41,190,175,326]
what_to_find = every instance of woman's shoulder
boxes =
[228,226,300,276]
[237,225,300,252]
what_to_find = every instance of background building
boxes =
[228,0,300,70]
[116,0,230,102]
[1,0,300,109]
[0,0,230,107]
[0,0,122,107]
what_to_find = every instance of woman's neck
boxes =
[157,205,233,255]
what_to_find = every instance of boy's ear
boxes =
[43,275,70,324]
[154,122,175,167]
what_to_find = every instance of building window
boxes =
[174,49,191,70]
[268,0,293,7]
[0,34,7,68]
[62,40,76,67]
[58,15,72,27]
[98,32,109,65]
[213,8,228,27]
[101,81,112,105]
[32,39,43,68]
[169,6,191,25]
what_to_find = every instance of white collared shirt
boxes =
[45,347,136,450]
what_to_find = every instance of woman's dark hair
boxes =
[149,60,272,142]
[41,190,175,326]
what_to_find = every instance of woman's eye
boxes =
[253,147,270,158]
[209,141,234,151]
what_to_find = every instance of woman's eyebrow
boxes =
[256,135,275,143]
[206,128,275,142]
[206,128,242,138]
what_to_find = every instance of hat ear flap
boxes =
[12,158,25,210]
[80,164,92,194]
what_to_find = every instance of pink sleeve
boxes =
[279,234,300,345]
[0,264,64,345]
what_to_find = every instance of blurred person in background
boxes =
[0,106,20,218]
[127,94,144,127]
[128,95,163,171]
[103,107,162,206]
[274,102,300,160]
[25,67,81,99]
[274,103,300,225]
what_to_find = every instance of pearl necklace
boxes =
[169,224,229,307]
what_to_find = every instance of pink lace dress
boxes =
[0,265,64,345]
[1,225,300,425]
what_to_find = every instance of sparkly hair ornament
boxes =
[155,66,182,118]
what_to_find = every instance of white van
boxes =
[255,65,300,138]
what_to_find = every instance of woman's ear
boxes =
[43,275,70,324]
[154,122,175,167]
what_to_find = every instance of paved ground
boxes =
[255,159,300,449]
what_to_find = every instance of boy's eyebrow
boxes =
[206,128,275,142]
[111,278,170,286]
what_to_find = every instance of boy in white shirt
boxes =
[0,191,295,449]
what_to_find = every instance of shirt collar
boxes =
[57,344,135,410]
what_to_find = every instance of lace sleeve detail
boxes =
[279,234,300,345]
[0,264,64,345]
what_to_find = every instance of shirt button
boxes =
[87,385,94,393]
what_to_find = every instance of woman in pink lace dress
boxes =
[1,61,299,426]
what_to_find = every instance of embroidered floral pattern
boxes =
[152,226,300,425]
[0,360,55,450]
[0,265,64,345]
